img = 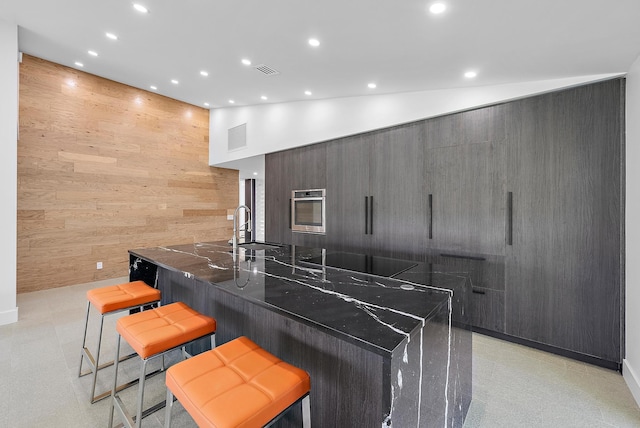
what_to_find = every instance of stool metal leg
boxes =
[302,395,311,428]
[164,388,174,428]
[78,301,91,377]
[135,359,149,428]
[108,334,122,428]
[90,313,105,402]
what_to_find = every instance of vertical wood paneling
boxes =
[17,55,238,293]
[505,80,622,362]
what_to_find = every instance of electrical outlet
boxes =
[96,261,103,270]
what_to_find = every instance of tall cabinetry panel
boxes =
[265,144,327,246]
[369,122,427,259]
[423,107,508,332]
[325,135,371,252]
[325,124,426,259]
[504,80,622,363]
[265,150,290,244]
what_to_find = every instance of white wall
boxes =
[0,19,18,325]
[624,53,640,405]
[209,73,621,168]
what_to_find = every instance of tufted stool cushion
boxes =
[116,301,217,359]
[87,280,161,314]
[166,336,310,427]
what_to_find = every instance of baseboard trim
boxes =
[623,360,640,407]
[0,306,18,326]
[472,327,621,371]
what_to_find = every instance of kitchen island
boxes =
[129,241,471,427]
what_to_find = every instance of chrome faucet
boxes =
[232,204,252,253]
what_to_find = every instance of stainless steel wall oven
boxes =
[291,189,326,234]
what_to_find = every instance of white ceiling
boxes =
[2,0,640,109]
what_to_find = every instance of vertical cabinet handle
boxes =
[428,194,433,239]
[369,196,374,235]
[365,196,369,234]
[507,191,513,245]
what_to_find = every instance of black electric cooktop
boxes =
[301,252,417,278]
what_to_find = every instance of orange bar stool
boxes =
[164,336,311,428]
[79,280,161,403]
[109,301,217,428]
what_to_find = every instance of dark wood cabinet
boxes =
[265,150,291,244]
[325,123,426,259]
[425,141,507,256]
[266,144,327,246]
[504,80,623,363]
[369,123,427,259]
[325,135,371,251]
[264,78,624,367]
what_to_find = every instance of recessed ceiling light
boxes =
[229,99,235,104]
[204,102,210,107]
[88,50,98,57]
[171,79,179,84]
[106,32,118,40]
[429,3,446,14]
[241,59,252,66]
[464,71,478,78]
[200,70,209,77]
[308,38,320,47]
[261,95,268,100]
[133,3,148,13]
[150,85,157,90]
[253,172,258,176]
[305,91,312,96]
[75,62,84,67]
[368,83,377,89]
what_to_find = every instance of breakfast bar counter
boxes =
[129,241,471,427]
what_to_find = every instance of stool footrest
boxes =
[113,391,168,428]
[79,348,137,377]
[80,347,139,403]
[93,366,165,403]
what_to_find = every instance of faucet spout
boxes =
[232,204,252,253]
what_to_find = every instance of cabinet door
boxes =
[505,80,622,363]
[290,143,327,191]
[265,151,292,244]
[369,123,427,258]
[325,135,371,252]
[425,141,506,255]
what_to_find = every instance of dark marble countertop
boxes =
[129,241,468,357]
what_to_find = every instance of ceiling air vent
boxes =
[253,64,280,76]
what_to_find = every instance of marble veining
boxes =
[131,241,457,355]
[129,241,471,427]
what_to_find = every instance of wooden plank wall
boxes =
[17,54,238,293]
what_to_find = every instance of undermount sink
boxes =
[237,242,281,251]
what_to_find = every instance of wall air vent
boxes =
[253,64,280,76]
[228,123,247,151]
